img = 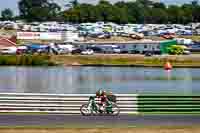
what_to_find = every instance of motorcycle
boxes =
[80,96,120,116]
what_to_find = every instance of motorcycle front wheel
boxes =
[80,104,92,116]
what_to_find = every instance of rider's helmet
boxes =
[96,89,103,97]
[102,90,107,96]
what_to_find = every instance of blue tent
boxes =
[27,44,48,50]
[26,44,50,53]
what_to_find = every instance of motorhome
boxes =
[95,45,121,54]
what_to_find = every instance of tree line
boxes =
[1,0,200,24]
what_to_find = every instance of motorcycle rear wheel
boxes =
[111,104,120,116]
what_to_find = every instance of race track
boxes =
[0,115,200,127]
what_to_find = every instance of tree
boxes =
[167,5,184,24]
[191,1,200,22]
[149,8,168,24]
[167,45,185,55]
[191,0,198,6]
[78,4,96,22]
[181,4,193,24]
[62,0,199,24]
[1,8,13,20]
[65,0,79,8]
[70,0,79,7]
[115,2,136,23]
[96,0,113,22]
[153,2,166,9]
[137,0,153,7]
[18,0,61,22]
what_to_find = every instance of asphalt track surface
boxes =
[0,115,200,127]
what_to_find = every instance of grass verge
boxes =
[51,54,200,68]
[0,55,56,66]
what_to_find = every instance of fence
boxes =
[138,95,200,114]
[0,93,138,114]
[0,93,199,114]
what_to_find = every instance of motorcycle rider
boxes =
[107,91,117,103]
[96,89,108,112]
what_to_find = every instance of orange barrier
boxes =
[164,62,172,70]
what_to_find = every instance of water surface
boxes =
[0,67,199,94]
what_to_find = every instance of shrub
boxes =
[167,45,185,55]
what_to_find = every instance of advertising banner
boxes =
[17,32,62,40]
[17,32,40,40]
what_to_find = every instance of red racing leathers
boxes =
[97,94,108,111]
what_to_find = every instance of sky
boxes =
[0,0,195,15]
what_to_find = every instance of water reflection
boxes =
[0,67,199,94]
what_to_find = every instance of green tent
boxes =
[160,40,177,54]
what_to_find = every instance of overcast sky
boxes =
[0,0,194,15]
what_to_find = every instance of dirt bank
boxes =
[0,127,200,133]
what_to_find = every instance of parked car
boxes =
[56,44,75,54]
[17,46,28,54]
[0,47,17,55]
[72,48,82,55]
[183,50,191,55]
[95,45,121,54]
[81,49,94,55]
[145,52,153,57]
[87,46,102,53]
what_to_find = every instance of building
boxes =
[0,37,17,49]
[74,40,175,54]
[0,37,17,54]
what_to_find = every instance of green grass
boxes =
[138,112,200,115]
[51,55,200,67]
[2,54,200,67]
[0,55,56,66]
[179,35,200,41]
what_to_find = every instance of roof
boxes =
[0,37,16,49]
[74,40,162,45]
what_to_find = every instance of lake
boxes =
[0,67,199,94]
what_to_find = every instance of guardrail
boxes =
[0,93,138,114]
[0,93,199,114]
[138,95,200,114]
